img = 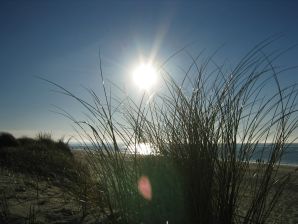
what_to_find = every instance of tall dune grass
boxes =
[45,39,298,223]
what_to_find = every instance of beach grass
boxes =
[9,39,298,223]
[43,39,298,224]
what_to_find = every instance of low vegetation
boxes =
[0,133,74,180]
[1,39,298,223]
[0,133,100,223]
[48,39,298,224]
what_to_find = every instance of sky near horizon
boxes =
[0,0,298,141]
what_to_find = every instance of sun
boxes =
[132,63,158,90]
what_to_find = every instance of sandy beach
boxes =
[267,165,298,224]
[1,163,297,224]
[0,168,102,223]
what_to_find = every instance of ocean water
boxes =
[70,143,298,165]
[251,143,298,166]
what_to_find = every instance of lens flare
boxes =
[138,175,152,200]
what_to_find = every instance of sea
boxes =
[70,143,298,166]
[251,143,298,166]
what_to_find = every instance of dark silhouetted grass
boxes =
[45,39,298,224]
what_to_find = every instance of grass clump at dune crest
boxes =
[0,132,91,189]
[0,133,72,178]
[48,39,298,224]
[0,132,101,222]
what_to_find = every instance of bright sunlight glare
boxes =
[128,143,155,155]
[132,63,158,90]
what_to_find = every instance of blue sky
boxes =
[1,0,298,140]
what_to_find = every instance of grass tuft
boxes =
[46,40,298,223]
